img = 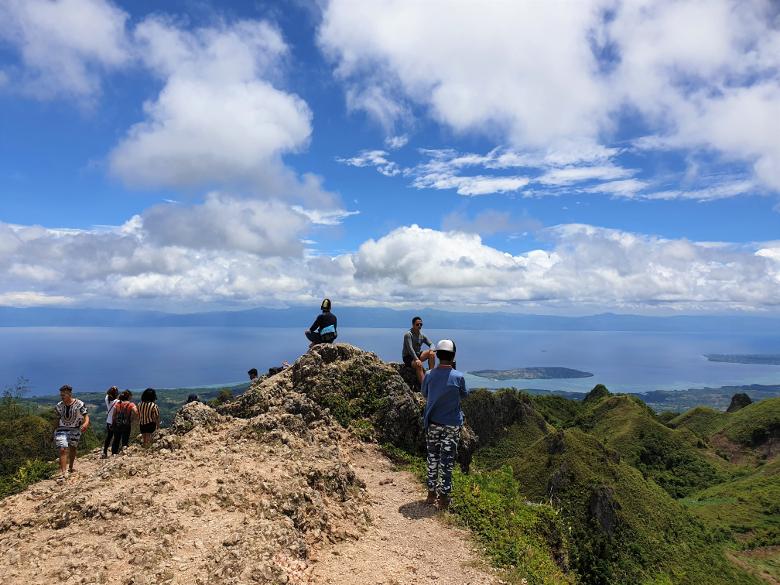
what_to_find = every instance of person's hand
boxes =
[80,423,88,433]
[414,359,422,367]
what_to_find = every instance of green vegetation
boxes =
[574,393,729,497]
[682,459,780,550]
[668,406,728,438]
[0,380,248,500]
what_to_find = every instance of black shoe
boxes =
[426,491,437,505]
[438,496,451,511]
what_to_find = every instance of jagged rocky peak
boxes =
[726,392,752,413]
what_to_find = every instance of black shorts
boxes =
[140,422,157,434]
[403,354,418,367]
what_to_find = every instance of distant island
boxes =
[705,353,780,365]
[469,367,594,380]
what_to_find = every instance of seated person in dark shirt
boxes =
[305,298,338,346]
[402,316,436,385]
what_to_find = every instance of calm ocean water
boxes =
[3,326,780,396]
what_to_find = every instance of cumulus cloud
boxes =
[141,195,311,256]
[109,18,313,193]
[319,0,609,148]
[351,224,780,310]
[321,0,780,193]
[1,217,779,311]
[0,0,131,99]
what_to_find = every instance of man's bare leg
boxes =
[68,446,77,472]
[414,360,425,385]
[58,448,68,477]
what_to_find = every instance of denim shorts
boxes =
[54,428,81,449]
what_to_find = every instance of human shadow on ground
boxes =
[398,500,437,520]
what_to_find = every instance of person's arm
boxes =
[403,332,416,359]
[80,413,90,433]
[459,375,468,400]
[309,315,321,332]
[423,334,431,347]
[154,404,160,428]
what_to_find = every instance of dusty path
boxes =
[312,443,501,585]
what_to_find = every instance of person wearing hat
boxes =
[421,339,469,511]
[305,298,338,346]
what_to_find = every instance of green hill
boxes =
[574,393,731,497]
[509,428,759,585]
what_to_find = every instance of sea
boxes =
[3,326,780,397]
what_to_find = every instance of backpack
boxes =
[114,402,132,428]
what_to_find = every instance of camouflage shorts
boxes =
[426,423,460,496]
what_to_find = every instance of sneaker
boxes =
[426,491,437,505]
[438,496,451,511]
[101,452,108,459]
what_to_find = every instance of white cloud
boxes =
[642,180,758,201]
[351,224,780,310]
[385,135,408,150]
[2,217,779,312]
[319,0,609,148]
[585,179,649,197]
[412,173,530,196]
[320,0,780,193]
[109,18,312,192]
[537,165,635,186]
[338,150,400,177]
[291,206,360,226]
[0,0,131,99]
[0,291,74,307]
[141,195,310,256]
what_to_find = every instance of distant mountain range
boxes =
[2,306,780,332]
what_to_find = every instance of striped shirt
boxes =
[55,399,88,430]
[138,401,159,426]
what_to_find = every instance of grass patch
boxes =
[0,458,57,499]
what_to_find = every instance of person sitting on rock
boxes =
[138,388,160,448]
[111,390,138,455]
[305,298,338,346]
[422,339,469,511]
[402,316,436,385]
[53,384,90,480]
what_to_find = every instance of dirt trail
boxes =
[312,443,501,585]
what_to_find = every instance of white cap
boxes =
[436,339,456,353]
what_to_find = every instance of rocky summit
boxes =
[0,344,437,585]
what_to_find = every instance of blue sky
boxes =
[0,0,779,314]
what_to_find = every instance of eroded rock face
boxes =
[290,344,427,452]
[0,359,370,585]
[588,485,621,536]
[726,392,752,413]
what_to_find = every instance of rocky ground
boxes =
[0,345,498,585]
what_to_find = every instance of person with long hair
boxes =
[138,388,159,447]
[111,390,138,455]
[102,386,119,459]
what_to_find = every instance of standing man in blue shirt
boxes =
[421,339,469,510]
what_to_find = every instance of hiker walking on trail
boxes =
[402,316,436,385]
[102,386,119,459]
[111,390,138,455]
[54,384,90,480]
[422,340,469,511]
[305,298,338,346]
[138,388,160,447]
